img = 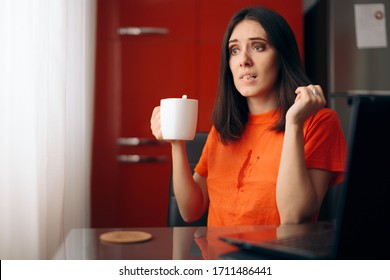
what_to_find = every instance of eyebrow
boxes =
[228,37,269,44]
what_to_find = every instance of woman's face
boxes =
[228,19,279,101]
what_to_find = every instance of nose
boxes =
[239,50,253,67]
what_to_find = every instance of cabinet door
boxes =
[92,0,197,227]
[118,0,197,227]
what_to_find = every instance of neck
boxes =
[246,95,278,114]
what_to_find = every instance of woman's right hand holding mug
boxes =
[150,106,163,140]
[151,96,198,142]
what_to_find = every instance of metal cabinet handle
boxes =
[118,27,169,36]
[117,137,163,146]
[117,155,168,163]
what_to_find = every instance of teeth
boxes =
[243,74,256,80]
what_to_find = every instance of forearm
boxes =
[171,141,205,222]
[276,123,318,224]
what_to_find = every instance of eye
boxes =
[253,43,265,52]
[229,46,240,56]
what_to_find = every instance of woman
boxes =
[150,6,346,226]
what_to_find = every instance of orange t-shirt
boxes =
[194,108,346,226]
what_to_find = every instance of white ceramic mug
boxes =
[160,95,198,140]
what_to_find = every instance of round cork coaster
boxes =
[99,231,152,243]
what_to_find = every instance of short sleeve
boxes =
[194,127,219,177]
[303,108,347,186]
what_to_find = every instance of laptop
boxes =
[219,94,390,259]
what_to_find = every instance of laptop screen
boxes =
[335,94,390,259]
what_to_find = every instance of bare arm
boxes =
[276,85,332,224]
[150,106,209,222]
[171,142,209,221]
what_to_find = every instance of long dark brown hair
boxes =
[212,6,311,144]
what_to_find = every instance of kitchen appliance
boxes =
[328,0,390,134]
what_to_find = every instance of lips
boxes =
[239,73,257,80]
